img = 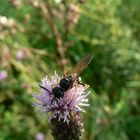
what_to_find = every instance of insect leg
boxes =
[51,96,56,104]
[76,78,85,86]
[78,81,85,86]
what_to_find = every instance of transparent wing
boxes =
[67,54,93,79]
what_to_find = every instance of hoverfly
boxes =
[39,54,93,102]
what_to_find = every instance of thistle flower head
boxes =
[16,49,25,60]
[35,132,44,140]
[0,70,8,81]
[33,72,89,123]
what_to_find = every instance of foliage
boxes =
[0,0,140,140]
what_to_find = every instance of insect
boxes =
[39,54,93,102]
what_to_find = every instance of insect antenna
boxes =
[39,84,52,94]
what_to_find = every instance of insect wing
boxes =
[67,54,93,79]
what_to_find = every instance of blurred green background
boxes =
[0,0,140,140]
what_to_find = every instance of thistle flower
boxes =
[0,70,8,81]
[35,132,44,140]
[33,72,90,140]
[16,49,25,61]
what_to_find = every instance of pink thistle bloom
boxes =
[35,132,44,140]
[33,72,89,123]
[0,70,8,81]
[16,49,25,60]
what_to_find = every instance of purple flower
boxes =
[16,49,25,60]
[35,132,44,140]
[0,70,8,81]
[33,72,89,123]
